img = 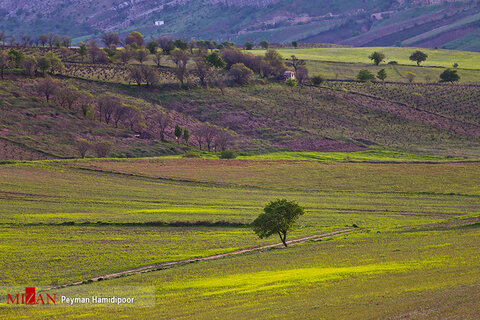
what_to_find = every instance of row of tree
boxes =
[357,68,460,82]
[368,50,429,66]
[35,77,234,153]
[0,32,71,48]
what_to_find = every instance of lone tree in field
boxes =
[260,40,269,49]
[409,50,428,66]
[377,68,387,81]
[252,199,305,247]
[368,51,385,66]
[439,68,460,82]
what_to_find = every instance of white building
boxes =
[155,21,165,26]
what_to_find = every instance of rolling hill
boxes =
[1,0,480,51]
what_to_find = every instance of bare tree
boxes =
[136,49,149,64]
[87,41,102,64]
[149,112,171,141]
[195,124,218,152]
[215,130,232,151]
[120,45,133,64]
[97,95,119,124]
[142,66,159,87]
[0,32,7,46]
[209,73,227,95]
[37,77,58,102]
[101,32,120,47]
[38,34,48,47]
[129,66,144,86]
[0,51,12,79]
[47,33,57,49]
[21,34,30,47]
[170,49,189,87]
[75,139,91,158]
[296,66,309,84]
[60,36,71,48]
[192,125,204,150]
[153,52,163,66]
[157,36,172,53]
[93,141,113,157]
[286,55,306,72]
[112,105,129,128]
[123,105,143,132]
[56,85,81,111]
[194,58,211,86]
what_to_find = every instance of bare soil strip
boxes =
[48,229,355,290]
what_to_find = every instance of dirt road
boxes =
[49,228,355,290]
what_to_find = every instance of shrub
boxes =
[244,42,254,50]
[357,69,375,81]
[439,68,460,82]
[220,149,237,159]
[182,150,202,158]
[285,78,298,87]
[93,141,113,158]
[311,75,325,86]
[228,63,253,85]
[377,68,387,81]
[387,61,398,65]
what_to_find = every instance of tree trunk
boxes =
[278,231,287,247]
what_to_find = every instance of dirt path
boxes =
[49,229,355,290]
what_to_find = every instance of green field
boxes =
[304,60,480,83]
[0,156,479,318]
[253,47,480,69]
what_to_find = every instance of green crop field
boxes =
[253,47,480,69]
[1,157,479,318]
[304,60,480,83]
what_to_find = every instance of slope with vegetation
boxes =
[1,0,480,50]
[1,37,479,160]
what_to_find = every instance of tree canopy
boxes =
[409,50,428,66]
[368,51,385,66]
[357,69,375,81]
[252,199,305,247]
[440,68,460,82]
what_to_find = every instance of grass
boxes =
[0,225,280,286]
[3,226,479,319]
[304,60,480,83]
[0,157,479,318]
[140,82,480,158]
[253,47,480,69]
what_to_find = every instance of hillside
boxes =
[1,75,479,160]
[1,0,480,50]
